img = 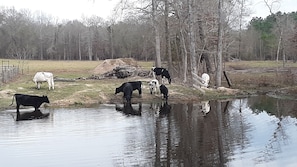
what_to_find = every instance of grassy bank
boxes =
[0,59,208,109]
[1,59,297,109]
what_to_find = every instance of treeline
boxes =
[0,2,297,64]
[0,7,154,61]
[244,12,297,61]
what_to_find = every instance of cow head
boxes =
[43,95,50,103]
[115,88,120,94]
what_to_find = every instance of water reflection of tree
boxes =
[168,101,226,166]
[244,96,294,164]
[226,99,252,154]
[114,97,297,166]
[255,119,289,164]
[249,95,297,118]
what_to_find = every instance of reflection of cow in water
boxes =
[15,109,50,121]
[115,102,142,116]
[159,102,171,117]
[150,101,171,117]
[10,94,50,112]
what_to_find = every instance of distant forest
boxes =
[1,1,297,63]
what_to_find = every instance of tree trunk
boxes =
[107,26,114,59]
[152,0,161,67]
[39,26,43,60]
[165,0,172,70]
[216,0,223,87]
[181,29,188,83]
[197,14,212,73]
[78,33,82,60]
[188,0,197,79]
[88,27,93,61]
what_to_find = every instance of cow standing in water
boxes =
[33,72,54,90]
[10,94,50,112]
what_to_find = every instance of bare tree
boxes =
[164,0,172,70]
[152,0,162,67]
[188,0,197,78]
[263,0,284,64]
[216,0,223,87]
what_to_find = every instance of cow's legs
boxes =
[47,79,51,90]
[37,82,41,89]
[51,78,54,90]
[16,104,20,112]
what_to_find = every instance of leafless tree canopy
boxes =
[1,0,297,85]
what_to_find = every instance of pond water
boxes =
[1,96,297,167]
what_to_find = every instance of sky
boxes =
[250,0,297,18]
[1,0,297,21]
[0,0,121,21]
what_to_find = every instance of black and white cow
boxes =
[123,83,133,103]
[148,79,160,94]
[152,67,171,84]
[10,94,50,112]
[115,81,142,96]
[159,84,169,101]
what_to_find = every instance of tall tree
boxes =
[188,0,197,78]
[152,0,162,67]
[164,0,172,70]
[216,0,223,87]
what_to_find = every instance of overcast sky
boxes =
[1,0,297,21]
[1,0,120,20]
[250,0,297,18]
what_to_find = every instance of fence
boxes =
[0,60,20,84]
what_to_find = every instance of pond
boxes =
[0,96,297,167]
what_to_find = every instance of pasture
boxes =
[1,59,297,109]
[0,59,206,109]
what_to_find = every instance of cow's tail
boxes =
[9,94,15,106]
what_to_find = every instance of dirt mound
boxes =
[92,58,139,75]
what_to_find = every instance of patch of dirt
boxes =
[0,89,15,98]
[91,58,139,75]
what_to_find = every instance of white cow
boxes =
[33,72,54,90]
[201,73,210,88]
[148,79,160,94]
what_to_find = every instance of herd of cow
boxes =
[115,67,170,103]
[9,67,172,120]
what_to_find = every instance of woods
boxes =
[1,0,297,85]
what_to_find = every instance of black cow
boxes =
[152,67,171,84]
[115,81,142,96]
[159,84,168,101]
[10,94,50,112]
[16,109,50,121]
[123,83,133,103]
